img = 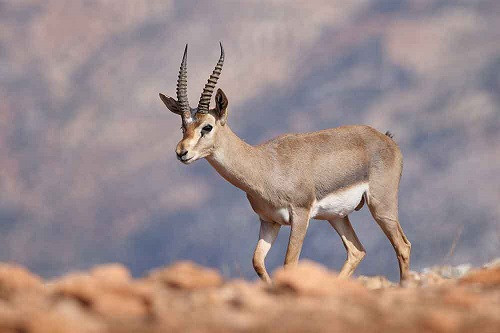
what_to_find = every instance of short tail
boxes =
[385,131,394,139]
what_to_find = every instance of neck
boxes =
[206,125,264,195]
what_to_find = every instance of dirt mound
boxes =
[0,260,498,333]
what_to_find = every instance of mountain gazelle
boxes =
[159,43,412,283]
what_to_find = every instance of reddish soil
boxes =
[0,261,498,333]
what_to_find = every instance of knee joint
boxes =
[348,248,366,263]
[252,256,265,274]
[401,244,411,261]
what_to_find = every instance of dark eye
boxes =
[201,124,213,134]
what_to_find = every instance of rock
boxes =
[272,260,370,298]
[419,271,447,286]
[422,263,472,279]
[401,271,448,288]
[357,275,395,289]
[0,260,499,332]
[218,279,271,311]
[0,263,44,299]
[147,261,223,290]
[49,273,100,307]
[0,302,23,332]
[92,292,148,319]
[90,264,131,285]
[441,286,482,308]
[418,308,462,333]
[25,310,95,333]
[459,266,500,288]
[483,258,500,269]
[50,271,151,320]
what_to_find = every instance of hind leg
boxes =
[329,216,366,278]
[284,208,310,268]
[367,191,411,282]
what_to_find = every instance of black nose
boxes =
[177,150,188,160]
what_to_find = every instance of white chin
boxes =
[181,156,197,164]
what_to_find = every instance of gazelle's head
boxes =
[159,43,229,164]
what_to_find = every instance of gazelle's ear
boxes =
[215,88,228,125]
[159,93,182,115]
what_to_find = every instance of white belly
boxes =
[251,183,368,225]
[311,183,368,220]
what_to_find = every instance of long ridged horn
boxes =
[197,42,224,113]
[176,44,191,120]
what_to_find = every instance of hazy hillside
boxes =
[0,0,499,279]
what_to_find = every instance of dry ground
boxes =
[0,260,498,333]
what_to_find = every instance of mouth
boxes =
[180,156,194,164]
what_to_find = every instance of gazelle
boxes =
[159,43,411,283]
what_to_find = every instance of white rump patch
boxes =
[311,183,368,220]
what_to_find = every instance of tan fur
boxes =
[162,88,411,284]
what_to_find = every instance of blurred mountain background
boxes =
[0,0,498,280]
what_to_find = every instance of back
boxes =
[257,125,398,202]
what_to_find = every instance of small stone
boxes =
[357,275,395,289]
[147,261,223,290]
[90,263,131,285]
[483,258,500,269]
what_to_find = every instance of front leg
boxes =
[284,207,310,267]
[253,219,280,283]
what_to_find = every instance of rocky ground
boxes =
[0,260,498,333]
